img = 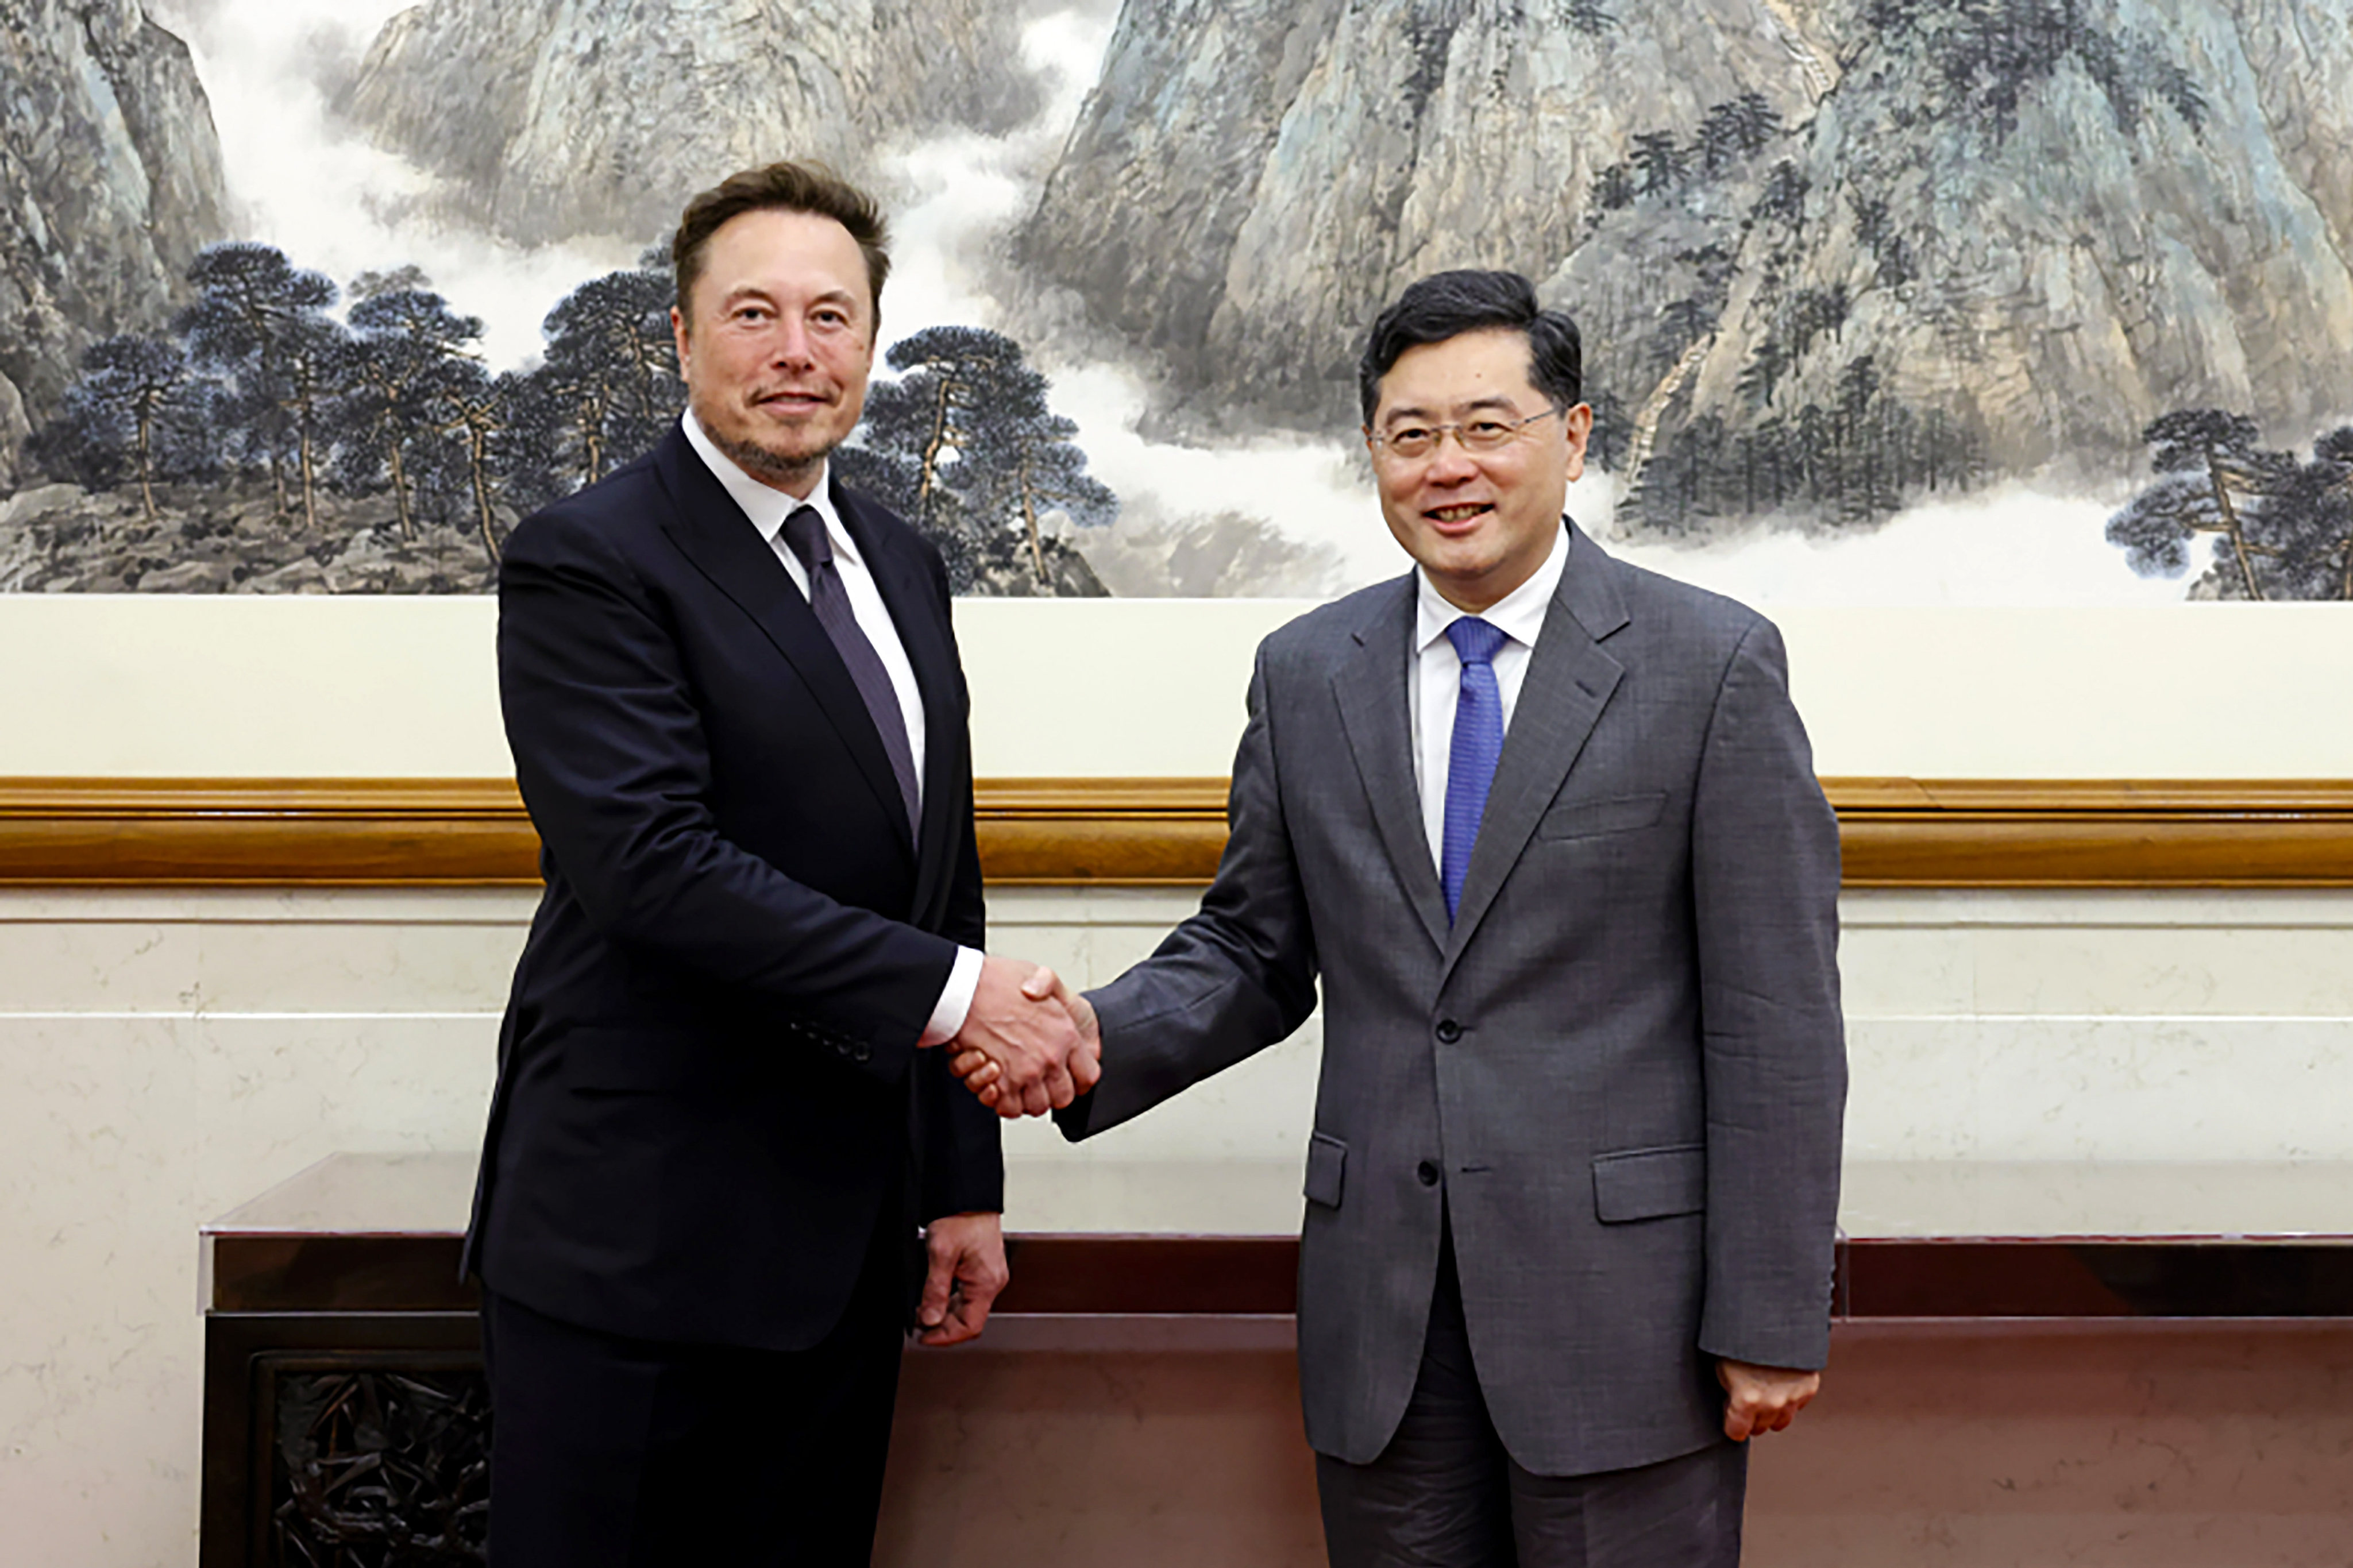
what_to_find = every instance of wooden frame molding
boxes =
[0,779,541,887]
[1,777,2350,889]
[1831,779,2353,888]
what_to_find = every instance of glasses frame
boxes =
[1365,405,1567,461]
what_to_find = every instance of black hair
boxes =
[1356,269,1582,423]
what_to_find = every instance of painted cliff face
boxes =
[0,0,231,489]
[3,0,2348,601]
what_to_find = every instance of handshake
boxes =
[925,953,1100,1118]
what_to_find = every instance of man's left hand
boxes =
[917,1212,1009,1347]
[1716,1358,1820,1441]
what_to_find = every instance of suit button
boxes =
[1417,1161,1440,1187]
[1435,1019,1462,1044]
[853,1044,871,1064]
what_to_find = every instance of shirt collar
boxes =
[1414,519,1571,655]
[680,408,858,567]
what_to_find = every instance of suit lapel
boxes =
[652,430,916,860]
[836,479,962,917]
[1441,526,1629,976]
[1332,576,1451,956]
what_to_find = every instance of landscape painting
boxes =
[2,0,2347,603]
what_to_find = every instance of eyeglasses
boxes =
[1366,407,1564,461]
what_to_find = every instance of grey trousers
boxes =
[1316,1231,1747,1568]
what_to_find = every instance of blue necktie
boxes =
[1441,616,1508,923]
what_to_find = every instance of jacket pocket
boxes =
[1303,1131,1348,1209]
[1592,1143,1706,1223]
[1536,790,1667,841]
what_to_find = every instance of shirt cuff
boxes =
[919,945,985,1046]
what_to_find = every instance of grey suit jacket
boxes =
[1058,524,1846,1477]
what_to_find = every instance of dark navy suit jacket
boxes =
[465,423,1001,1351]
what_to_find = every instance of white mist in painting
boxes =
[874,9,1386,595]
[1592,481,2198,609]
[879,9,1101,336]
[148,0,642,370]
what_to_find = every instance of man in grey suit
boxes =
[962,269,1846,1565]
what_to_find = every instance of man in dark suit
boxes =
[976,271,1846,1566]
[466,161,1093,1567]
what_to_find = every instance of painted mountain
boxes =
[3,0,2348,597]
[0,0,229,488]
[0,0,1117,593]
[337,0,1044,245]
[1023,0,2353,570]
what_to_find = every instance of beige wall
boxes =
[4,596,2353,778]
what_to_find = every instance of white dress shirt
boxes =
[1407,521,1571,870]
[681,411,982,1044]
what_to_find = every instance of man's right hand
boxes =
[935,955,1090,1117]
[952,966,1100,1118]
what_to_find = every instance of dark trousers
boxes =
[1317,1227,1746,1568]
[481,1210,909,1568]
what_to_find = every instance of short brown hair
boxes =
[670,160,891,328]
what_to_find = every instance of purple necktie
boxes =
[1441,616,1509,923]
[784,505,920,835]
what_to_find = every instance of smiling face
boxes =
[671,206,874,497]
[1365,327,1592,612]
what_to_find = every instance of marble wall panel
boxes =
[0,1013,204,1568]
[1843,1017,2353,1161]
[1842,891,2353,1018]
[0,889,533,1013]
[0,1010,496,1567]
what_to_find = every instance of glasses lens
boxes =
[1386,428,1434,458]
[1460,421,1514,450]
